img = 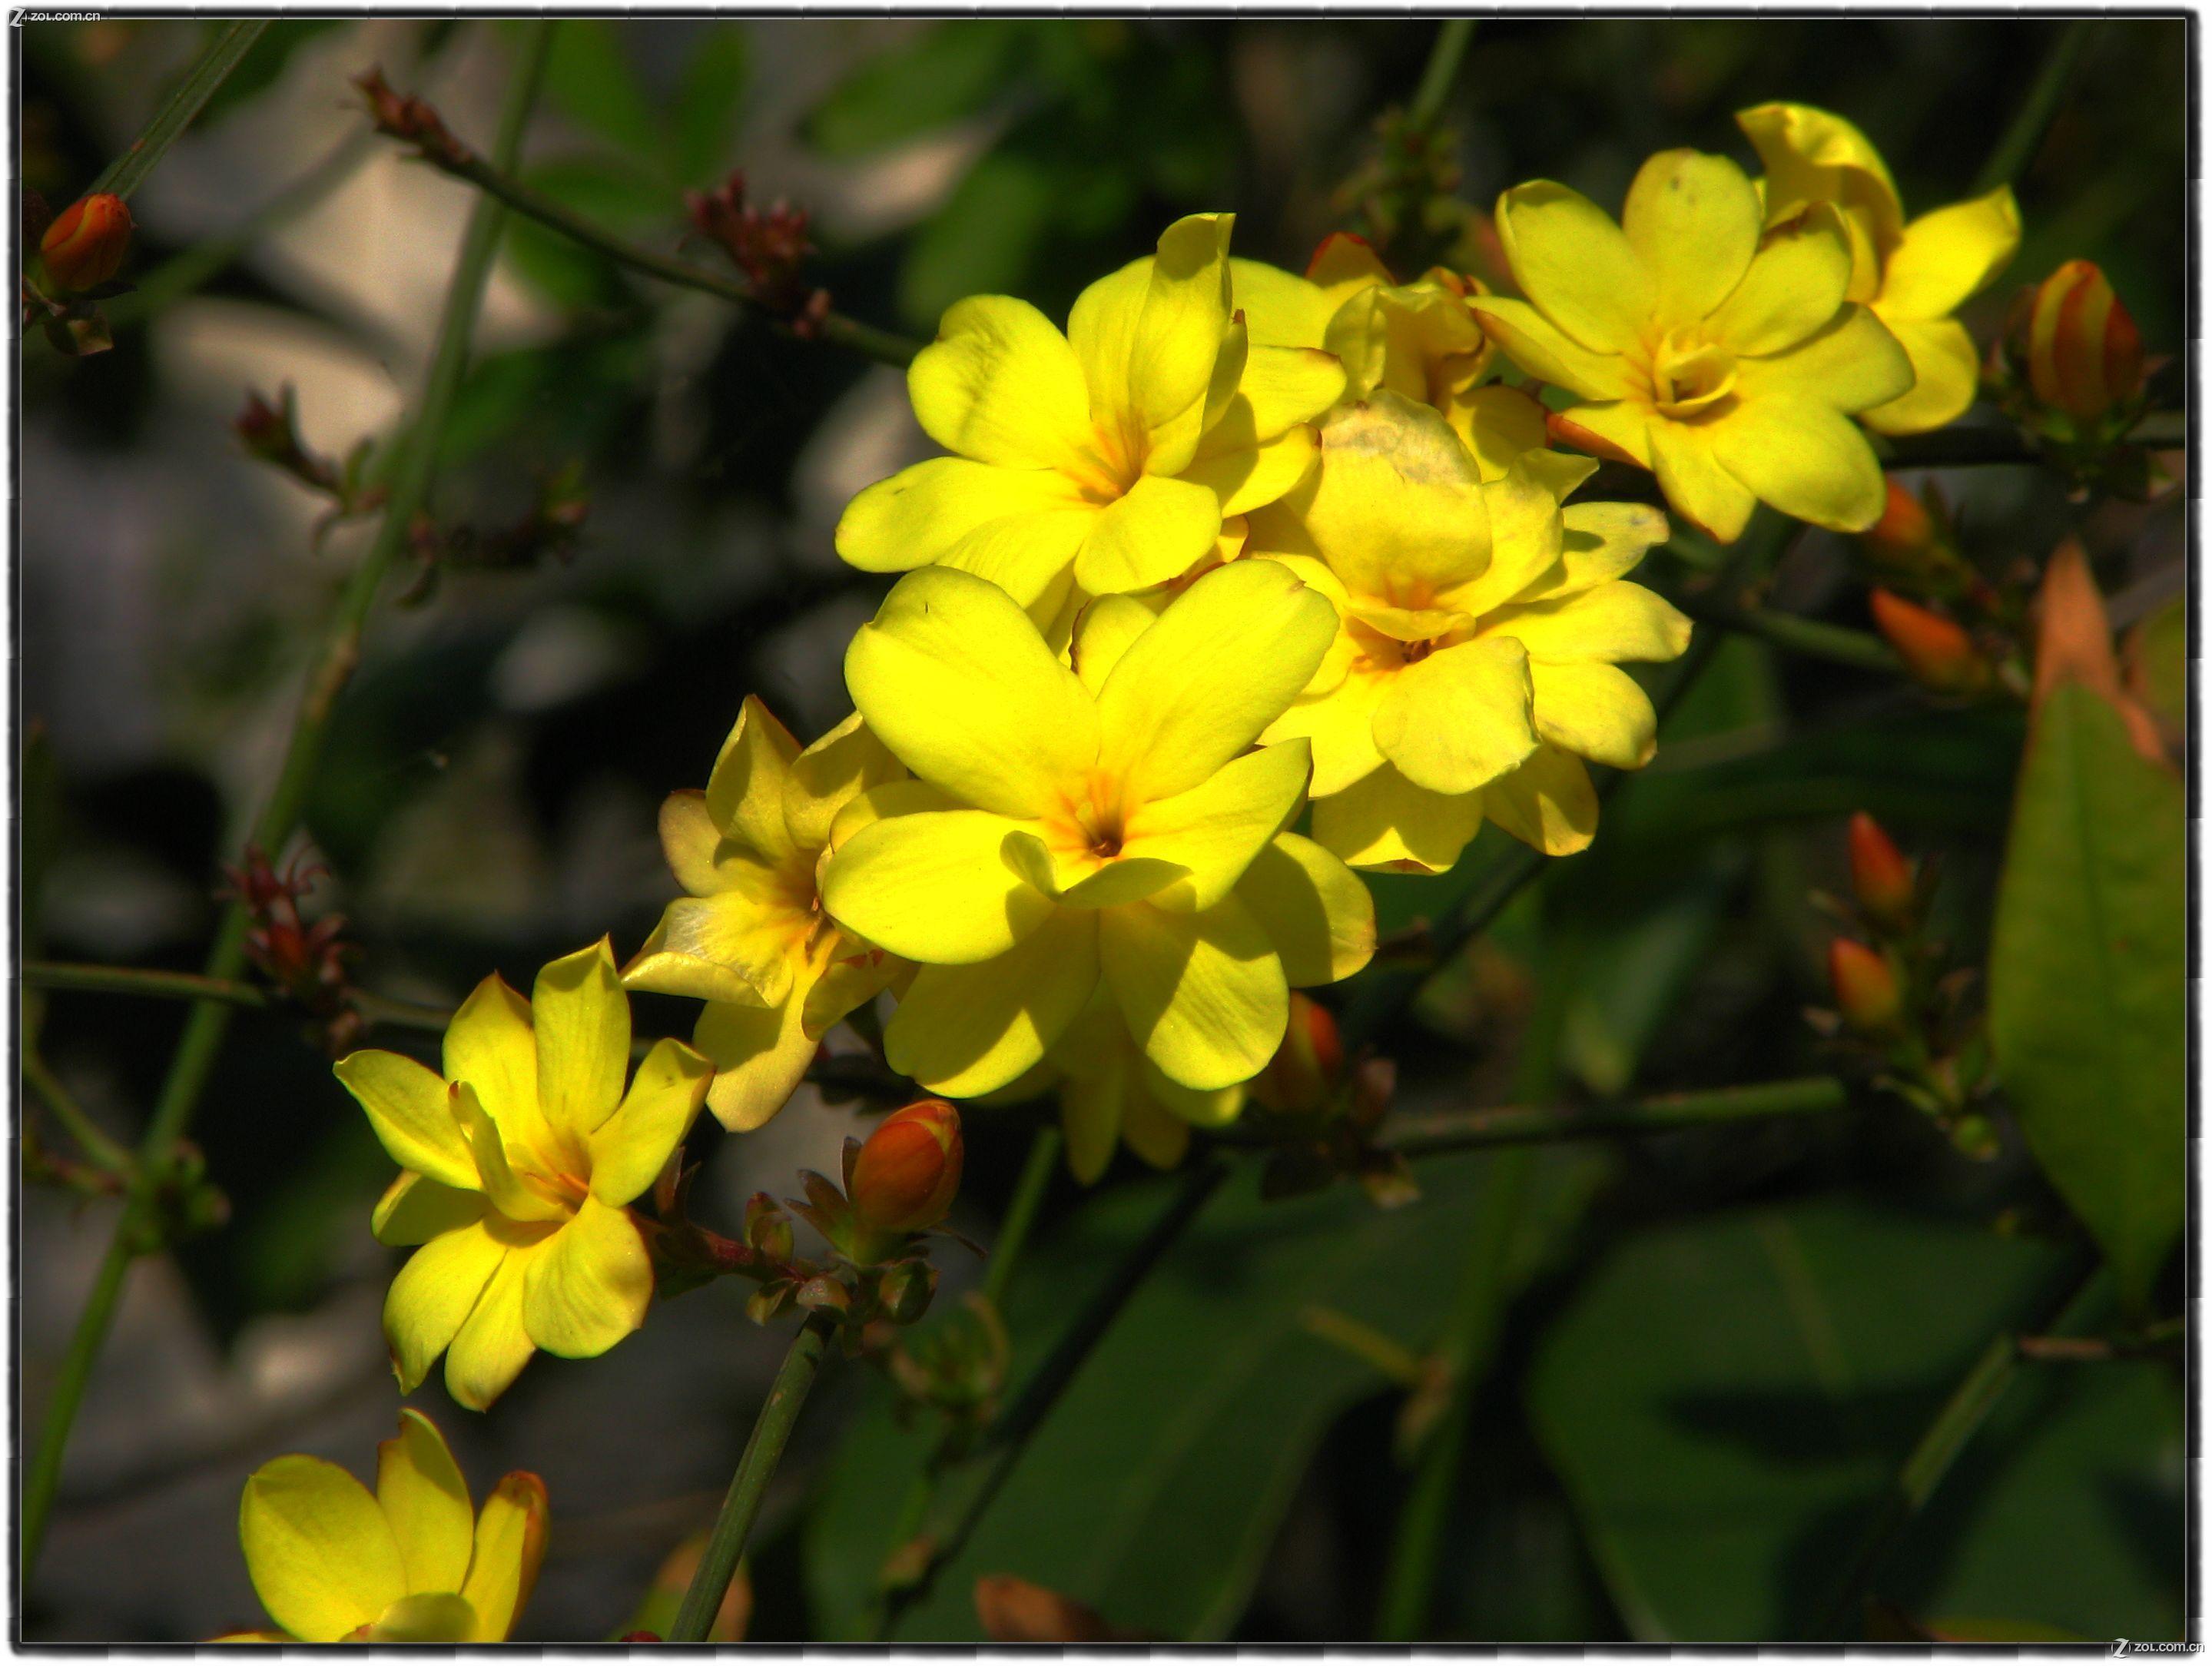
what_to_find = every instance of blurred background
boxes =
[19,17,2187,1643]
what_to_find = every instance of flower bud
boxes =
[849,1100,963,1233]
[1869,589,1988,695]
[39,192,132,292]
[1859,479,1939,572]
[2018,261,2146,429]
[1828,938,1902,1034]
[1846,811,1915,932]
[1253,994,1343,1113]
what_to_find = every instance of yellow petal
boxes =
[622,881,800,1010]
[1120,738,1312,911]
[365,1592,477,1642]
[1494,179,1653,353]
[1623,149,1761,327]
[801,944,903,1037]
[884,908,1101,1097]
[1072,473,1222,595]
[459,1472,549,1642]
[1879,186,2020,319]
[1467,296,1630,402]
[657,790,731,898]
[1484,744,1599,855]
[704,697,801,865]
[1100,892,1287,1090]
[1263,673,1388,798]
[1647,420,1757,543]
[1182,426,1321,519]
[1444,455,1569,618]
[376,1409,474,1597]
[532,939,629,1140]
[1071,593,1160,695]
[444,1235,545,1412]
[1375,636,1538,795]
[521,1193,652,1359]
[373,1172,484,1248]
[1739,303,1913,414]
[835,456,1089,574]
[845,566,1098,818]
[1548,400,1654,471]
[1069,214,1235,477]
[1119,1082,1193,1170]
[1735,101,1902,247]
[695,992,818,1133]
[1530,660,1659,768]
[1232,832,1377,985]
[1709,204,1853,356]
[910,294,1093,470]
[1448,383,1554,480]
[1708,396,1890,532]
[937,509,1099,612]
[335,1050,477,1192]
[1305,230,1395,305]
[784,711,907,853]
[822,808,1052,964]
[1228,256,1337,348]
[590,1037,711,1204]
[1003,831,1189,909]
[443,974,547,1156]
[383,1220,508,1395]
[1225,345,1345,442]
[453,1085,569,1225]
[1094,556,1335,804]
[1060,1064,1124,1184]
[240,1455,408,1643]
[1515,501,1673,605]
[1288,394,1493,601]
[1147,1060,1245,1127]
[1310,758,1484,875]
[1484,580,1692,664]
[1859,314,1978,436]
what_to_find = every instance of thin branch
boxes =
[1407,18,1477,131]
[90,21,269,202]
[23,1051,135,1177]
[21,19,559,1585]
[984,1124,1063,1309]
[1975,21,2097,194]
[1385,1075,1850,1160]
[25,960,269,1011]
[1673,593,1902,677]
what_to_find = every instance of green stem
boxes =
[1670,595,1900,675]
[1407,18,1477,130]
[1386,1075,1849,1160]
[394,140,920,367]
[983,1124,1062,1309]
[1817,1262,2102,1635]
[88,21,270,201]
[1974,21,2097,194]
[25,960,268,1011]
[20,19,556,1585]
[669,1311,837,1641]
[23,1050,135,1176]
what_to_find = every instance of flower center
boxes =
[1648,330,1739,418]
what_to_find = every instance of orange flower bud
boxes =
[2023,261,2145,428]
[1828,938,1902,1034]
[849,1100,963,1233]
[1253,994,1343,1114]
[1859,480,1937,570]
[39,192,132,293]
[1869,589,1988,695]
[1846,811,1915,931]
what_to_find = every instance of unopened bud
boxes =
[2014,261,2146,430]
[1846,812,1915,932]
[878,1257,938,1326]
[850,1100,963,1233]
[1828,938,1902,1034]
[1254,995,1344,1113]
[1870,589,1988,695]
[1859,479,1941,572]
[40,192,132,292]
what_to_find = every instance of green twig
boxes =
[1673,595,1901,676]
[1974,21,2097,194]
[983,1124,1063,1309]
[25,960,269,1011]
[1407,18,1477,131]
[20,19,558,1584]
[669,1310,838,1641]
[23,1051,135,1177]
[88,21,270,202]
[1385,1075,1849,1160]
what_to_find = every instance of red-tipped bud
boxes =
[1253,994,1344,1114]
[1870,589,1988,695]
[1846,812,1915,931]
[1828,938,1902,1033]
[849,1100,963,1233]
[39,192,132,292]
[1859,479,1940,571]
[2015,261,2146,429]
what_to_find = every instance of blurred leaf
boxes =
[897,149,1063,328]
[1988,683,2184,1311]
[2123,594,2184,736]
[801,22,1026,158]
[623,1535,748,1641]
[525,154,672,228]
[193,20,338,125]
[1560,861,1736,1095]
[544,19,666,171]
[672,26,750,186]
[1531,1202,2180,1641]
[808,1152,1507,1641]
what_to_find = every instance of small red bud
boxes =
[849,1100,963,1233]
[1859,479,1939,572]
[1828,938,1902,1034]
[40,192,132,292]
[1846,812,1915,931]
[1253,994,1343,1114]
[1869,590,1988,695]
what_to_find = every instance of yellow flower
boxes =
[835,213,1344,616]
[220,1409,546,1642]
[820,558,1375,1098]
[1471,149,1914,543]
[338,941,713,1410]
[1739,103,2021,435]
[622,701,909,1131]
[1237,233,1550,481]
[1250,394,1686,869]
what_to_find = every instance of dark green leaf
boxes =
[543,18,667,169]
[672,26,751,186]
[802,22,1026,158]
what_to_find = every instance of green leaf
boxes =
[1530,1202,2180,1641]
[801,22,1027,158]
[808,1152,1511,1641]
[543,19,666,169]
[896,151,1063,330]
[672,26,751,186]
[1988,683,2185,1310]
